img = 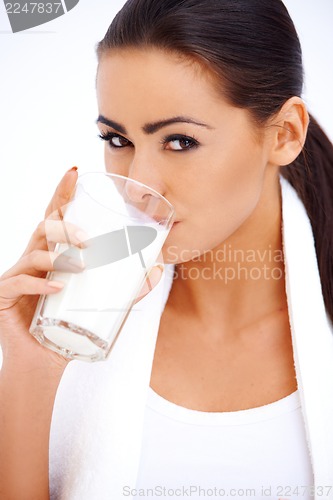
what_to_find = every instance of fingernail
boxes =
[155,264,165,274]
[67,166,78,173]
[47,281,65,289]
[75,229,89,244]
[146,265,163,290]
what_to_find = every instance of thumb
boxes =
[134,264,164,303]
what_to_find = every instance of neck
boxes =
[168,170,287,334]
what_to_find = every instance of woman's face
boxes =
[96,48,276,264]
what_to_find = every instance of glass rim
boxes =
[77,171,175,217]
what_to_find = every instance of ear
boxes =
[268,97,309,166]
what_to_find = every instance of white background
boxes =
[0,1,332,364]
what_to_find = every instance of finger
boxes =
[44,167,78,220]
[22,219,88,257]
[1,250,85,280]
[17,168,79,259]
[134,265,164,304]
[0,274,64,308]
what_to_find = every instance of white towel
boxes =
[50,175,333,499]
[279,176,333,487]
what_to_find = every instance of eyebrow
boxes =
[96,114,213,135]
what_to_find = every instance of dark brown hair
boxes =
[96,0,333,325]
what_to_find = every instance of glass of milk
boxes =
[29,172,175,362]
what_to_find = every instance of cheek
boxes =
[214,146,266,227]
[163,142,267,264]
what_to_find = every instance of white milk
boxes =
[37,226,167,360]
[30,178,171,361]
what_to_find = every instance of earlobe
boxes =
[268,97,309,166]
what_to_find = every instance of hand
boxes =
[0,168,164,373]
[0,168,80,372]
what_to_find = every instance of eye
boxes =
[98,131,133,149]
[162,134,199,152]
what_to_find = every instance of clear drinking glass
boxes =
[29,172,175,362]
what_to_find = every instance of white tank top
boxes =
[135,388,314,500]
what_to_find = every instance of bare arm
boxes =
[0,361,65,500]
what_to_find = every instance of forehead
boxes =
[96,48,224,118]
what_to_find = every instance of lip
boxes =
[154,218,180,225]
[153,216,173,224]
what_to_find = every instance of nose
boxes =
[125,157,165,203]
[124,178,168,224]
[122,156,174,225]
[125,177,153,203]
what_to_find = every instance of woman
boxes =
[1,0,333,499]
